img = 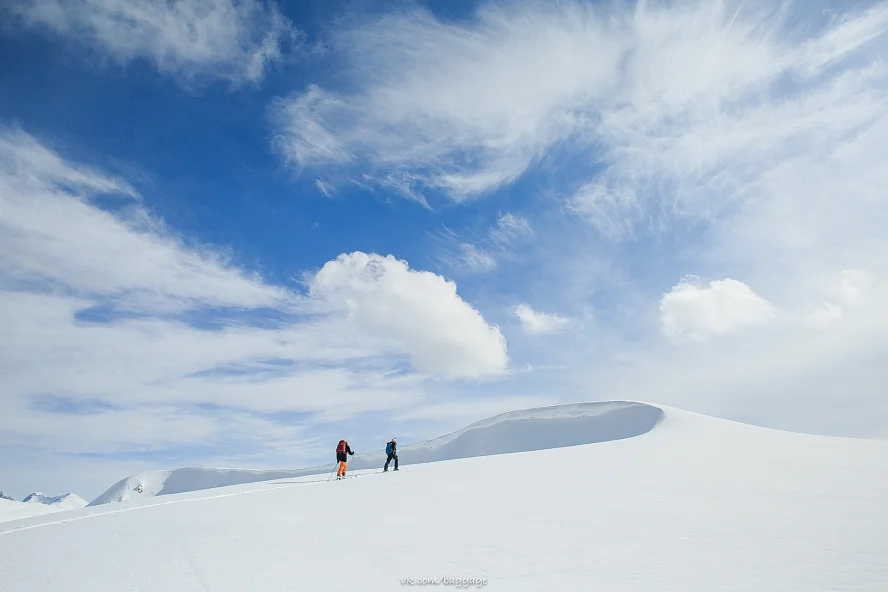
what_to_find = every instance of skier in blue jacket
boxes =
[384,437,398,472]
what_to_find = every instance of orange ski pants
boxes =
[337,461,347,476]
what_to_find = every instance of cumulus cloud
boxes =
[309,252,509,378]
[514,304,570,335]
[660,277,776,340]
[7,0,299,83]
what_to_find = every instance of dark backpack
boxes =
[385,441,393,455]
[336,440,347,454]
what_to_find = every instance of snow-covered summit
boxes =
[0,490,13,501]
[91,400,663,505]
[22,492,87,511]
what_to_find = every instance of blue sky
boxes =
[1,0,887,500]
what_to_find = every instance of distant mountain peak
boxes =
[22,492,87,509]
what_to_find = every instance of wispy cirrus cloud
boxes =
[489,213,533,248]
[514,304,570,335]
[433,212,534,275]
[275,0,888,386]
[6,0,300,84]
[455,243,498,274]
[0,127,290,312]
[271,0,888,214]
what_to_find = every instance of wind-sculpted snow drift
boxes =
[91,401,663,505]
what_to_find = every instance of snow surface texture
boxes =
[0,498,60,522]
[90,401,662,505]
[1,402,886,591]
[22,492,87,511]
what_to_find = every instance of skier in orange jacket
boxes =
[335,439,354,479]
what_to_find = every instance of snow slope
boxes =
[91,401,662,505]
[22,492,87,511]
[0,493,88,523]
[2,403,886,591]
[0,498,60,522]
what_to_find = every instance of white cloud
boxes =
[8,0,298,83]
[269,0,888,245]
[272,85,355,166]
[457,243,497,273]
[392,395,559,424]
[272,1,618,199]
[660,277,776,340]
[0,128,136,196]
[489,213,533,246]
[514,304,570,335]
[309,252,509,378]
[434,212,533,275]
[836,269,875,307]
[315,179,335,197]
[561,2,888,243]
[0,128,291,312]
[806,269,877,327]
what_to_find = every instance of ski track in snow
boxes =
[0,470,386,535]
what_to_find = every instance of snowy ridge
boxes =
[0,492,88,522]
[22,492,87,511]
[345,400,664,469]
[90,401,663,505]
